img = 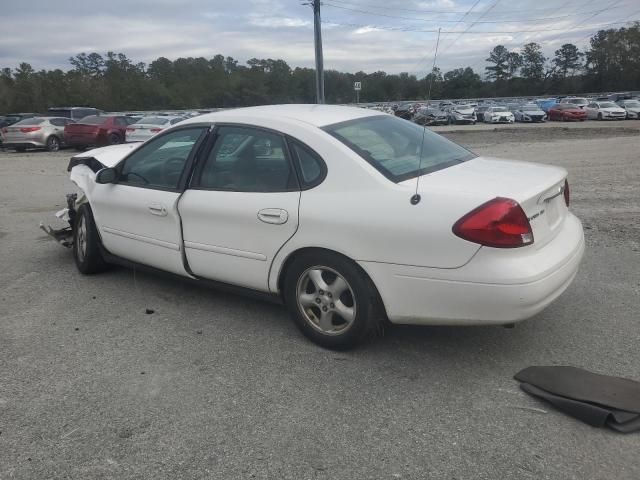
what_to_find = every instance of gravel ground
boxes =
[1,122,639,479]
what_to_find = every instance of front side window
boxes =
[324,115,475,183]
[196,126,297,192]
[119,127,205,189]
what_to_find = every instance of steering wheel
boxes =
[163,157,185,186]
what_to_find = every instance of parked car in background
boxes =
[446,104,476,125]
[608,92,633,102]
[48,107,102,122]
[512,104,546,122]
[475,105,490,122]
[0,113,37,129]
[125,116,185,143]
[394,103,414,120]
[64,115,135,149]
[616,99,640,119]
[413,106,448,126]
[559,97,589,109]
[2,117,74,152]
[584,101,626,120]
[547,104,587,121]
[536,99,559,113]
[48,104,583,349]
[483,106,514,123]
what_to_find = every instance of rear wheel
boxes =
[597,113,603,121]
[14,147,26,152]
[283,251,385,350]
[46,135,60,152]
[74,145,86,151]
[73,204,108,274]
[108,133,122,145]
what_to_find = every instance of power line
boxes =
[322,1,628,25]
[328,0,601,16]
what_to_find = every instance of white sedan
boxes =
[584,102,627,120]
[45,105,584,349]
[483,106,515,123]
[125,116,185,143]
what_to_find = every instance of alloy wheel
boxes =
[296,266,357,335]
[76,214,87,262]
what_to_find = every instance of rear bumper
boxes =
[359,213,585,325]
[64,134,102,146]
[4,141,46,149]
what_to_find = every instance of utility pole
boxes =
[308,0,325,104]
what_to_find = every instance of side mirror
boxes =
[95,167,118,184]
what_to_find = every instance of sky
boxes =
[0,0,638,78]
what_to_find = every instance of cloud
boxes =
[0,0,637,77]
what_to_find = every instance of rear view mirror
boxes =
[95,167,118,184]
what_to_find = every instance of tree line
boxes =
[0,23,638,113]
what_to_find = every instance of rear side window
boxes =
[289,140,325,187]
[196,126,297,192]
[49,118,66,126]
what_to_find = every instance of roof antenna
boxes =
[411,27,441,206]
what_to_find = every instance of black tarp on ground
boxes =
[514,366,640,433]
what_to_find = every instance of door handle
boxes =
[257,208,288,225]
[148,203,168,216]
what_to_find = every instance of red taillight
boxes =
[20,127,41,133]
[126,127,135,132]
[149,128,163,133]
[453,197,534,248]
[563,179,570,207]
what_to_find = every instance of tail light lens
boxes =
[453,197,534,248]
[150,128,163,133]
[20,127,41,133]
[1,127,7,133]
[126,128,135,132]
[563,179,570,207]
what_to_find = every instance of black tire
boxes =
[74,145,86,151]
[73,204,108,274]
[597,113,603,121]
[15,147,26,152]
[283,251,386,350]
[108,133,121,145]
[46,135,60,152]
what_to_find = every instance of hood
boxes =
[523,109,545,115]
[453,108,475,114]
[601,107,626,113]
[73,142,141,168]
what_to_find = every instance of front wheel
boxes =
[73,204,108,274]
[283,252,385,349]
[597,113,603,121]
[108,133,122,145]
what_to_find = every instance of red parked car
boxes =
[547,104,587,122]
[63,115,135,149]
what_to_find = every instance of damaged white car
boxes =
[44,105,585,349]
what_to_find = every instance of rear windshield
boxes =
[324,115,475,183]
[14,118,45,126]
[136,116,169,125]
[76,116,105,125]
[568,99,588,104]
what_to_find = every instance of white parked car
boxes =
[559,97,589,108]
[483,106,515,123]
[125,116,185,142]
[512,104,546,123]
[44,105,584,349]
[616,99,640,119]
[584,102,627,120]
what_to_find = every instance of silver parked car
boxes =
[2,117,75,152]
[125,116,185,143]
[512,104,546,122]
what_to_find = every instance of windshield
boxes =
[14,118,44,126]
[522,105,540,111]
[491,107,508,112]
[598,102,617,108]
[623,101,640,107]
[135,116,170,125]
[324,115,475,183]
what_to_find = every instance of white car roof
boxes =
[180,104,384,128]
